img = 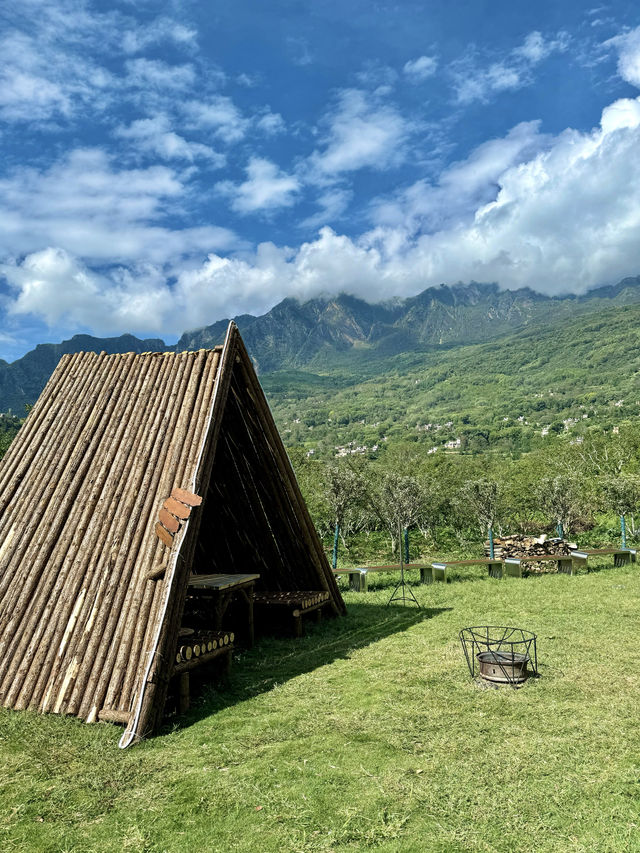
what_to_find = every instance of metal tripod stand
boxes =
[387,521,420,608]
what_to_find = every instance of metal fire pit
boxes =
[459,626,538,687]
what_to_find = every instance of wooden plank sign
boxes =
[163,497,191,519]
[158,508,180,534]
[171,487,203,507]
[155,522,173,548]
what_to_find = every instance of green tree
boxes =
[535,474,586,536]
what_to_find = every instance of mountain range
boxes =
[1,276,640,414]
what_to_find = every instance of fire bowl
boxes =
[459,626,538,687]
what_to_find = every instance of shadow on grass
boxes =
[164,601,451,733]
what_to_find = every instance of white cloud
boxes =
[607,26,640,88]
[2,248,172,335]
[356,62,398,88]
[287,37,313,67]
[513,31,567,63]
[403,56,438,82]
[365,97,640,294]
[216,158,300,214]
[0,29,114,122]
[300,189,353,229]
[115,116,225,165]
[181,97,249,142]
[172,229,387,329]
[125,59,196,91]
[121,17,198,54]
[0,148,237,265]
[600,97,640,133]
[370,121,546,233]
[255,111,286,135]
[0,4,200,124]
[6,94,640,339]
[309,89,416,178]
[451,30,568,104]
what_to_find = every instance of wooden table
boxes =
[188,573,259,646]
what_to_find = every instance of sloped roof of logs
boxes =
[0,323,344,748]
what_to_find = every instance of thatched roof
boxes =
[0,323,343,747]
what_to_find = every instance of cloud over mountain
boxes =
[2,4,640,359]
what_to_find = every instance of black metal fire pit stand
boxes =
[459,626,537,687]
[388,522,421,608]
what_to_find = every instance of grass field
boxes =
[1,561,639,852]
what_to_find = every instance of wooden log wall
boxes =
[0,348,222,729]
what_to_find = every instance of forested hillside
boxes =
[264,301,640,459]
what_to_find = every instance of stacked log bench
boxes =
[253,591,331,637]
[172,629,235,714]
[331,564,432,592]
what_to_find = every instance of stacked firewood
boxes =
[484,534,577,572]
[175,629,234,664]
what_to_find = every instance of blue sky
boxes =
[1,1,640,361]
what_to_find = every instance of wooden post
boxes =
[332,523,340,570]
[178,672,190,714]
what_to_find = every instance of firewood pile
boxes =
[253,591,330,610]
[175,629,234,664]
[484,534,577,573]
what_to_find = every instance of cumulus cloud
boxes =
[403,56,438,82]
[309,89,416,178]
[2,248,171,335]
[0,148,237,265]
[216,158,300,214]
[370,121,547,232]
[6,95,640,340]
[368,98,640,294]
[607,26,640,88]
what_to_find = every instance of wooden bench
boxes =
[568,548,636,574]
[253,591,331,636]
[172,630,235,714]
[430,558,504,582]
[503,554,574,577]
[331,563,432,592]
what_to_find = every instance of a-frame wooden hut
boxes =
[0,323,344,748]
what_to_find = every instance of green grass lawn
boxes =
[1,562,639,852]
